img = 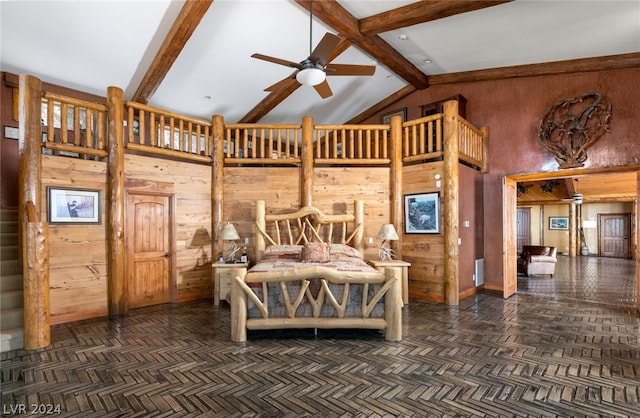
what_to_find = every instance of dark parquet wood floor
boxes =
[1,256,638,417]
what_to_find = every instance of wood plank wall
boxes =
[125,154,212,303]
[41,155,108,324]
[402,161,445,303]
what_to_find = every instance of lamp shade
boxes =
[296,67,326,86]
[377,224,399,241]
[220,222,240,240]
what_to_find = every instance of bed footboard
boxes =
[230,266,402,342]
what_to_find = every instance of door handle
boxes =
[164,253,171,258]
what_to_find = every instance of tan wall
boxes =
[543,205,571,254]
[41,155,108,324]
[581,202,633,255]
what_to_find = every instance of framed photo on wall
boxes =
[549,216,569,230]
[381,108,407,124]
[47,187,101,224]
[404,192,440,234]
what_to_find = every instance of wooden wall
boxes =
[41,155,108,324]
[125,154,212,303]
[223,166,392,261]
[402,161,445,302]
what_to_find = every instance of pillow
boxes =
[302,242,331,263]
[330,244,363,259]
[263,245,302,259]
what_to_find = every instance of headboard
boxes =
[254,200,364,261]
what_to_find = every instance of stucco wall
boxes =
[367,67,640,290]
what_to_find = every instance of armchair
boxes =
[518,245,557,277]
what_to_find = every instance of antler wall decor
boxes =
[538,92,611,169]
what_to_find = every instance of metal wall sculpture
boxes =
[538,92,611,169]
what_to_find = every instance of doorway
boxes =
[598,213,631,258]
[503,168,639,313]
[126,192,174,309]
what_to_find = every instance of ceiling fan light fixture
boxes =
[296,67,325,86]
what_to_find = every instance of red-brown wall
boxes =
[367,67,640,291]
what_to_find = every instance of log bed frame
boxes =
[230,200,402,342]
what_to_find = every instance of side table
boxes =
[212,262,248,305]
[367,259,411,305]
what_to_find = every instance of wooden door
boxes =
[516,207,531,253]
[503,177,518,298]
[598,214,631,258]
[126,193,172,308]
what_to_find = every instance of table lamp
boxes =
[377,223,399,261]
[221,222,240,263]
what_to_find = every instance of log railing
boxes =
[39,90,488,172]
[402,114,443,163]
[124,101,212,163]
[457,116,487,171]
[314,124,390,165]
[223,123,302,165]
[42,92,108,159]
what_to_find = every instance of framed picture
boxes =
[381,108,407,124]
[404,192,440,234]
[549,216,568,230]
[47,187,101,224]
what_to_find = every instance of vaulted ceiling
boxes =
[2,0,639,126]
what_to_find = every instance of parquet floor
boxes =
[1,256,638,417]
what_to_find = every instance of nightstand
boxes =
[367,259,411,305]
[212,262,248,306]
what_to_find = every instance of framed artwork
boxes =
[549,216,569,230]
[404,192,440,234]
[47,187,101,224]
[381,108,407,124]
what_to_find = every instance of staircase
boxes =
[1,209,24,352]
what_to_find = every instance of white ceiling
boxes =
[1,0,639,125]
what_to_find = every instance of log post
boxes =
[480,126,490,174]
[354,200,364,256]
[301,116,314,207]
[569,203,578,257]
[384,267,402,341]
[442,100,460,306]
[106,86,126,317]
[23,220,50,350]
[230,269,247,342]
[389,115,403,259]
[19,75,50,350]
[212,115,225,260]
[255,200,266,261]
[18,75,42,238]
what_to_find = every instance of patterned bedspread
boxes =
[243,244,385,319]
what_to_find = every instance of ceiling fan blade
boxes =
[264,73,298,92]
[309,32,341,66]
[313,79,333,99]
[325,63,376,76]
[251,53,301,69]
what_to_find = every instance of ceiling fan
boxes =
[250,1,376,99]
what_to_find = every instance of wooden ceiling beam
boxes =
[429,52,640,85]
[295,0,429,90]
[359,0,512,36]
[132,0,213,104]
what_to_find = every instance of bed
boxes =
[230,200,402,342]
